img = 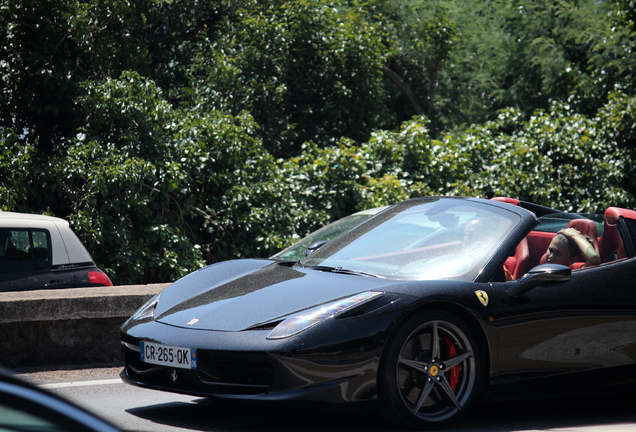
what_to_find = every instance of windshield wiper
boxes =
[306,265,383,278]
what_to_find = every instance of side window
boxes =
[0,229,51,275]
[31,230,51,271]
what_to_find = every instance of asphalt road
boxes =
[14,365,636,432]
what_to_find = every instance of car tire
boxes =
[378,310,482,429]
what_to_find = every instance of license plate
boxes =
[140,341,197,370]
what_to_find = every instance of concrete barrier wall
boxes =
[0,284,170,368]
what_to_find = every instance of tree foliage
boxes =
[1,0,636,284]
[186,0,391,156]
[0,128,33,212]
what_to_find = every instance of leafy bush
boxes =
[186,0,391,156]
[0,128,33,212]
[2,0,636,285]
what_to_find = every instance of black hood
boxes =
[153,260,398,331]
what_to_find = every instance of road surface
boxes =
[14,365,636,432]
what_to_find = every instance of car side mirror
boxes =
[506,263,571,298]
[305,240,328,256]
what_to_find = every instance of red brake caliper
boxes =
[443,337,460,390]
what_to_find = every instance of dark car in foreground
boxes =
[0,368,121,432]
[120,196,636,429]
[0,212,112,292]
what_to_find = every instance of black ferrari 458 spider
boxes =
[120,196,636,429]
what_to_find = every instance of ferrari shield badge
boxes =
[475,290,489,307]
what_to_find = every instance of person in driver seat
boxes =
[545,228,600,268]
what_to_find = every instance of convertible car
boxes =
[120,196,636,429]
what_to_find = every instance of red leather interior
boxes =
[599,207,636,261]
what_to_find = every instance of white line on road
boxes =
[40,378,122,389]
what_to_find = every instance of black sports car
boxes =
[120,196,636,429]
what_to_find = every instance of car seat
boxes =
[566,218,600,254]
[598,207,636,261]
[504,236,530,280]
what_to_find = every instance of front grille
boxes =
[122,343,275,396]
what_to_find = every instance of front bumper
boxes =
[121,339,381,403]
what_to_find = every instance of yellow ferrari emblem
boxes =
[475,290,489,307]
[429,365,439,377]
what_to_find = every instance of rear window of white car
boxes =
[0,229,51,275]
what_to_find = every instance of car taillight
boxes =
[89,270,113,286]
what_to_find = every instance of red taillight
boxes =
[89,270,113,286]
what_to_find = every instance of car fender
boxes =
[374,281,497,374]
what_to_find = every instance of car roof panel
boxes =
[0,212,94,265]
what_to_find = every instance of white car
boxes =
[0,212,112,291]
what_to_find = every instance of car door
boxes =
[0,228,75,292]
[491,259,636,390]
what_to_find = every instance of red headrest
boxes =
[567,219,599,253]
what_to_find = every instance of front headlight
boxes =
[267,291,383,340]
[130,293,161,321]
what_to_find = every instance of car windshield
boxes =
[300,198,521,281]
[272,212,381,261]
